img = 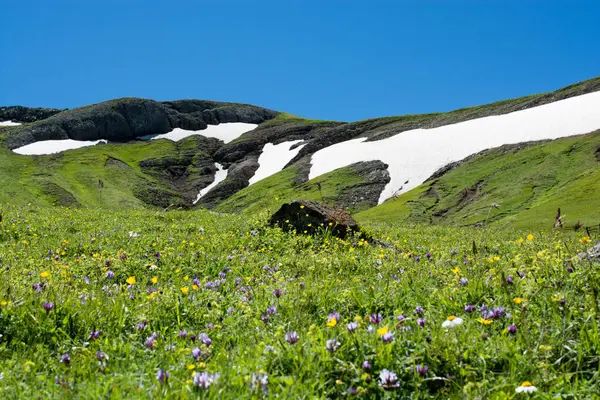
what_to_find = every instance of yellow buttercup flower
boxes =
[327,317,337,327]
[376,326,389,336]
[40,271,50,278]
[151,277,158,284]
[513,297,524,304]
[126,276,136,285]
[527,234,534,241]
[181,287,189,294]
[478,318,493,326]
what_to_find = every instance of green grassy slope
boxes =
[357,130,600,230]
[215,164,370,215]
[0,134,215,209]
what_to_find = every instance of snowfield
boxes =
[309,90,600,204]
[13,139,108,155]
[0,120,22,127]
[249,140,306,185]
[194,163,227,204]
[138,123,257,143]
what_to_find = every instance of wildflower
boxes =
[32,282,44,293]
[327,317,338,327]
[261,315,270,324]
[396,314,406,322]
[414,306,424,316]
[60,354,70,364]
[515,381,538,393]
[95,351,107,360]
[265,306,277,316]
[426,253,432,259]
[137,320,147,331]
[199,333,212,346]
[156,369,169,384]
[362,361,371,371]
[415,256,421,262]
[206,323,214,331]
[506,276,514,285]
[273,289,282,298]
[346,322,359,333]
[106,270,115,279]
[180,287,189,294]
[40,271,50,278]
[151,277,158,284]
[416,364,428,377]
[145,334,157,349]
[452,267,461,274]
[285,331,299,344]
[193,278,201,286]
[376,326,389,336]
[129,231,140,238]
[126,276,136,285]
[90,330,101,340]
[263,345,275,353]
[566,265,574,273]
[464,305,475,313]
[193,371,220,389]
[478,318,493,326]
[507,325,518,334]
[442,316,464,328]
[369,313,383,324]
[325,338,341,353]
[251,372,268,392]
[367,325,375,333]
[580,236,592,244]
[459,277,468,286]
[417,318,426,327]
[513,297,524,305]
[379,369,400,389]
[192,348,202,360]
[42,301,54,313]
[381,332,394,343]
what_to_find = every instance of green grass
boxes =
[215,164,370,216]
[357,131,600,230]
[0,204,599,398]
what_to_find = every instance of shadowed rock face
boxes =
[0,106,63,123]
[4,98,279,149]
[269,200,361,239]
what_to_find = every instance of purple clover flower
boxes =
[379,369,400,389]
[325,338,341,353]
[507,325,517,334]
[417,318,426,327]
[506,276,514,284]
[362,360,372,371]
[105,270,114,279]
[414,306,424,316]
[416,364,428,377]
[192,347,202,360]
[273,289,282,298]
[42,301,54,313]
[199,333,212,346]
[266,306,277,315]
[156,369,170,384]
[285,331,299,344]
[381,332,394,343]
[369,313,383,324]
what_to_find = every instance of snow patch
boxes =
[194,163,227,204]
[13,139,108,155]
[139,122,257,143]
[0,120,22,127]
[249,140,306,185]
[309,91,600,204]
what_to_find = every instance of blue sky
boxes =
[1,1,598,121]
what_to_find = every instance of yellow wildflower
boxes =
[40,271,50,279]
[327,317,337,327]
[376,326,389,336]
[527,234,534,241]
[478,318,493,326]
[151,277,158,284]
[181,287,189,294]
[513,297,524,305]
[126,276,136,285]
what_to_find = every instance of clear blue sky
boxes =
[1,1,599,121]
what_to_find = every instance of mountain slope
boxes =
[356,130,600,230]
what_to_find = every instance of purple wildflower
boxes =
[325,338,341,353]
[464,305,475,313]
[273,289,282,298]
[261,315,270,324]
[328,312,340,323]
[426,253,432,259]
[193,372,220,389]
[234,277,241,286]
[251,372,268,392]
[414,306,424,316]
[199,333,212,346]
[416,364,428,377]
[459,277,468,286]
[192,347,202,360]
[362,360,372,371]
[381,332,394,343]
[507,325,517,334]
[506,276,514,285]
[156,369,170,384]
[105,270,114,279]
[346,322,358,333]
[369,313,383,324]
[42,301,54,313]
[566,265,575,273]
[266,306,277,315]
[227,306,235,314]
[285,331,299,344]
[179,330,187,340]
[206,323,214,331]
[417,318,426,327]
[60,354,70,364]
[95,351,106,360]
[90,330,101,340]
[137,320,147,331]
[415,256,421,262]
[379,369,400,389]
[397,314,406,322]
[32,282,44,293]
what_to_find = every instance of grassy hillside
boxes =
[0,133,219,209]
[215,163,374,216]
[357,130,600,230]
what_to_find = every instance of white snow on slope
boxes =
[309,91,600,204]
[194,163,227,204]
[0,120,22,127]
[13,139,108,155]
[249,140,306,185]
[139,122,257,143]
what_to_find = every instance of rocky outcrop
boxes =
[269,200,361,238]
[3,98,279,149]
[0,106,63,123]
[578,243,600,262]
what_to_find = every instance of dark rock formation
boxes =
[0,106,63,123]
[4,98,279,149]
[269,200,361,239]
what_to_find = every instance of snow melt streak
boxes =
[13,140,108,155]
[309,91,600,204]
[249,140,306,185]
[0,121,22,127]
[140,123,257,143]
[194,163,227,204]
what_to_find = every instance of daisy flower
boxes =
[441,316,464,328]
[515,381,538,393]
